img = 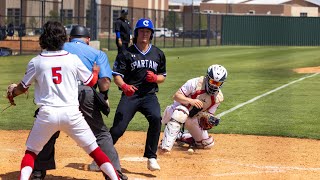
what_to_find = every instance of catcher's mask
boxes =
[205,64,227,95]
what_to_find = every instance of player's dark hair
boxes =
[39,21,67,51]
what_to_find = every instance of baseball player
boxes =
[160,64,227,152]
[114,9,132,53]
[31,25,127,180]
[6,21,119,180]
[111,18,166,171]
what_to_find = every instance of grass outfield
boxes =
[0,46,319,139]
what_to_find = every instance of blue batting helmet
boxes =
[134,18,154,40]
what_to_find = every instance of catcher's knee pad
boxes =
[161,105,173,124]
[195,136,214,149]
[161,121,181,151]
[171,105,189,124]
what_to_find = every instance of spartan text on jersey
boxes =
[130,59,158,71]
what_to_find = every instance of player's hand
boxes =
[118,39,123,47]
[189,99,203,109]
[121,83,138,96]
[6,83,18,106]
[92,62,100,74]
[146,70,158,83]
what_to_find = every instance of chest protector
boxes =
[188,76,224,112]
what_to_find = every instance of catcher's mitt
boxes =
[6,83,17,106]
[197,112,220,130]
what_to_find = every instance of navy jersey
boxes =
[113,44,166,95]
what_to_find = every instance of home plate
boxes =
[121,157,152,162]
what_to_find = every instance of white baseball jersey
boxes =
[172,76,223,115]
[21,50,94,107]
[161,76,224,144]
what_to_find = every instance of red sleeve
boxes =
[86,70,98,87]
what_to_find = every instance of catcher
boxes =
[160,64,227,152]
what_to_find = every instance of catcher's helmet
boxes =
[134,18,154,40]
[70,25,90,37]
[205,64,227,95]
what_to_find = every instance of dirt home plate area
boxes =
[1,67,320,179]
[1,131,320,180]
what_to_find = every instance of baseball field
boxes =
[1,46,320,179]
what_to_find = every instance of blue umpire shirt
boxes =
[63,38,112,80]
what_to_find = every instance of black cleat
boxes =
[30,170,46,180]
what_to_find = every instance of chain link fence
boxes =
[0,0,221,55]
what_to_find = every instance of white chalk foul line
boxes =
[217,73,320,117]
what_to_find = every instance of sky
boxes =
[169,0,202,5]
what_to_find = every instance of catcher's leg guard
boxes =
[161,120,181,151]
[161,105,189,151]
[161,105,173,124]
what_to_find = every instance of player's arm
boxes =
[7,60,34,105]
[156,51,167,84]
[146,71,165,84]
[114,75,137,96]
[97,51,112,98]
[114,21,122,47]
[86,62,99,87]
[10,83,28,97]
[146,51,166,83]
[173,90,203,109]
[77,58,100,87]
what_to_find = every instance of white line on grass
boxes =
[217,73,320,118]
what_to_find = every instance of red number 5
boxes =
[52,67,62,84]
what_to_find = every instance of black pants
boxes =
[110,93,162,159]
[117,42,129,54]
[34,85,121,171]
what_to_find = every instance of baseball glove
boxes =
[198,112,220,130]
[6,83,17,106]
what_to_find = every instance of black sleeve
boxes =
[112,52,128,76]
[158,51,166,75]
[114,20,121,33]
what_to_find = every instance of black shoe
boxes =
[104,170,128,180]
[31,170,46,180]
[117,170,128,180]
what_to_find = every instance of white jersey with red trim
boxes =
[21,50,93,107]
[172,76,224,115]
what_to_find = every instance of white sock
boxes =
[20,166,32,180]
[100,162,118,180]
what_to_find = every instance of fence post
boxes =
[20,0,22,55]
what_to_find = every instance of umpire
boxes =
[31,25,127,180]
[111,18,166,171]
[114,9,132,53]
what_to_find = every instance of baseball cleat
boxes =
[30,170,46,180]
[160,148,171,155]
[147,158,160,171]
[176,132,196,147]
[88,160,101,172]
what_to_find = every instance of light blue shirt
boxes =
[63,39,112,80]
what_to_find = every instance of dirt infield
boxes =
[1,131,320,180]
[293,66,320,73]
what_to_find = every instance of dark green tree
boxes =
[164,11,181,31]
[49,10,59,21]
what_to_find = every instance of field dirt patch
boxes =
[1,130,320,180]
[293,66,320,73]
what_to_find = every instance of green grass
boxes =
[1,46,320,140]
